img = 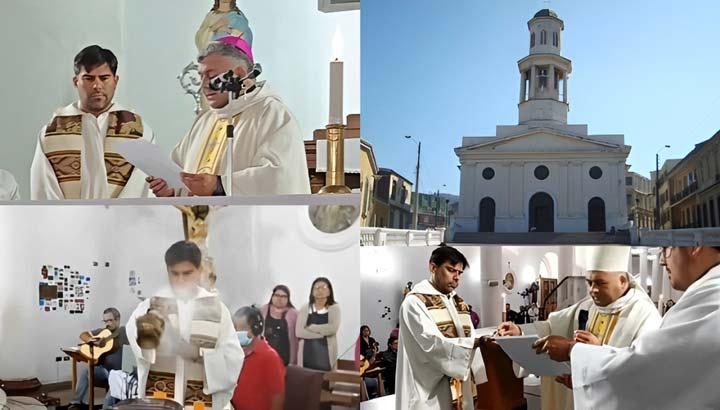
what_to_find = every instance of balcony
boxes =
[671,181,698,204]
[361,227,446,246]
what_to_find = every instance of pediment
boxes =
[460,129,622,153]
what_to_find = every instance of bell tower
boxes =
[518,9,572,125]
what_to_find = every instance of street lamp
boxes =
[434,184,446,228]
[655,145,670,229]
[405,135,421,230]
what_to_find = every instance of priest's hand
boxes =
[554,373,573,389]
[135,313,165,349]
[176,340,201,362]
[147,177,174,197]
[497,322,521,336]
[473,336,493,349]
[180,172,217,196]
[574,330,601,346]
[533,335,575,362]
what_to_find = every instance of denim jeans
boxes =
[71,365,109,405]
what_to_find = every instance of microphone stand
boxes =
[225,92,236,197]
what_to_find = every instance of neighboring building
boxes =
[415,192,452,230]
[374,168,413,229]
[360,138,379,227]
[665,130,720,228]
[455,9,630,234]
[305,114,361,193]
[626,166,655,230]
[656,159,681,229]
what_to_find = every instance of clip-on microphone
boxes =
[207,63,262,196]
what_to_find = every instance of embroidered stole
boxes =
[587,310,622,344]
[193,113,242,175]
[413,293,477,410]
[145,296,222,408]
[41,111,143,198]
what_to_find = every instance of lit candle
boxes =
[658,294,664,313]
[329,27,344,125]
[501,292,507,322]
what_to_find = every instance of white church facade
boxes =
[455,9,630,234]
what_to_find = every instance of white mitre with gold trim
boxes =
[584,246,631,273]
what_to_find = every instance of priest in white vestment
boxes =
[30,45,155,200]
[0,170,20,200]
[562,246,720,410]
[397,246,487,410]
[126,241,243,410]
[148,36,310,197]
[497,246,661,410]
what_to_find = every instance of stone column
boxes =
[639,248,648,294]
[649,249,660,296]
[651,249,662,301]
[530,66,537,98]
[557,246,575,307]
[519,72,526,103]
[480,246,503,328]
[548,65,556,98]
[563,74,568,103]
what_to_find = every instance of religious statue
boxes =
[175,205,218,292]
[308,204,360,234]
[195,0,253,54]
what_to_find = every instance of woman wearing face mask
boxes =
[296,277,341,371]
[231,306,285,410]
[260,285,298,366]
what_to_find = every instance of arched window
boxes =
[540,30,547,45]
[552,32,558,46]
[530,32,536,47]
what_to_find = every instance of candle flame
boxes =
[332,26,344,61]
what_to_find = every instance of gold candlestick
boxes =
[319,123,351,194]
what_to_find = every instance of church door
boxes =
[588,197,606,232]
[529,192,554,232]
[479,197,495,232]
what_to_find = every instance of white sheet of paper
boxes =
[113,139,186,190]
[494,335,571,376]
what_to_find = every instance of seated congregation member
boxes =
[68,308,129,410]
[231,306,285,410]
[380,335,398,395]
[31,45,155,200]
[359,325,379,358]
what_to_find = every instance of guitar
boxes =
[78,328,120,361]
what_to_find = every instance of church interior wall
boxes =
[0,205,359,384]
[0,0,360,199]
